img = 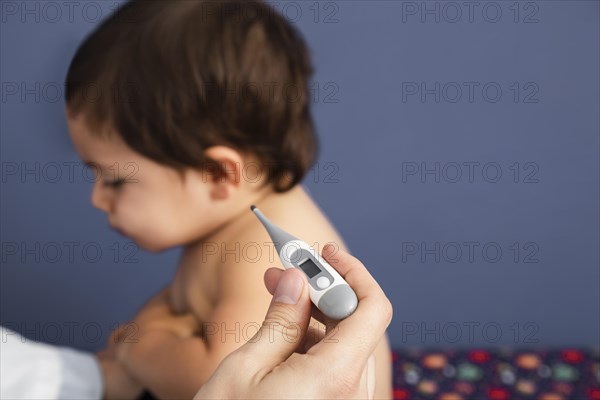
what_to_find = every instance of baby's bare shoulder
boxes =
[218,214,344,296]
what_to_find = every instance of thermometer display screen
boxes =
[298,258,321,279]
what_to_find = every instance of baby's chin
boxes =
[130,235,171,253]
[126,230,185,253]
[115,222,194,252]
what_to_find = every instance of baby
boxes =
[64,0,391,398]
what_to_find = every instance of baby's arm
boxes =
[114,286,205,398]
[96,352,143,400]
[96,317,145,399]
[116,266,271,399]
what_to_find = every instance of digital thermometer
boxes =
[251,205,358,320]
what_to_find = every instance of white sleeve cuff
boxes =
[1,326,104,400]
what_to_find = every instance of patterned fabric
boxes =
[392,348,600,400]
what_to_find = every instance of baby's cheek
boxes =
[114,196,190,249]
[139,210,188,248]
[113,202,154,235]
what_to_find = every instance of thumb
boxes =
[244,268,312,378]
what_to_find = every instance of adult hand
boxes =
[194,244,393,400]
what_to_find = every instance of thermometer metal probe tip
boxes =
[250,205,298,254]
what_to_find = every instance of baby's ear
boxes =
[203,146,243,200]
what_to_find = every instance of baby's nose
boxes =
[90,181,112,213]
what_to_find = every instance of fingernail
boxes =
[274,270,304,305]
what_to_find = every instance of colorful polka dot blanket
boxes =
[392,348,600,400]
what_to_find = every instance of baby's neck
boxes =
[182,185,306,258]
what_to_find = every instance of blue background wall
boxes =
[1,1,598,351]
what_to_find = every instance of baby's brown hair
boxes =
[65,0,317,191]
